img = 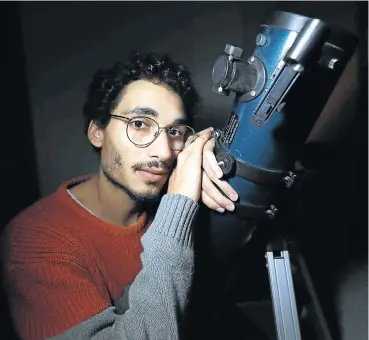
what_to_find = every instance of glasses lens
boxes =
[127,117,158,145]
[167,125,195,151]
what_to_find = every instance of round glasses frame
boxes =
[110,114,196,151]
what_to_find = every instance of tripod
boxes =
[266,237,333,340]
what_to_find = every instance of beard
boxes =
[101,143,172,204]
[101,167,162,204]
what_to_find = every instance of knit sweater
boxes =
[1,176,199,340]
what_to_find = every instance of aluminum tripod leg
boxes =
[266,240,301,340]
[266,239,333,340]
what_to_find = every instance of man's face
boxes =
[90,79,186,203]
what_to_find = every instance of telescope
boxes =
[208,10,357,258]
[206,10,358,340]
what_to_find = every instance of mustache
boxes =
[132,161,172,172]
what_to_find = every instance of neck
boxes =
[71,174,145,226]
[98,173,146,226]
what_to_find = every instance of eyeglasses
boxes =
[110,114,196,151]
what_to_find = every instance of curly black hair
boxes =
[83,51,200,141]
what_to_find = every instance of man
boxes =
[1,52,238,339]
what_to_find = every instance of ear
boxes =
[87,121,104,149]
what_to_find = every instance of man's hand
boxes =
[168,128,214,202]
[201,137,238,213]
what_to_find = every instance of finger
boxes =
[196,127,214,140]
[203,148,223,180]
[186,128,213,153]
[202,138,224,178]
[202,172,236,211]
[184,127,213,148]
[196,127,214,136]
[214,176,239,202]
[201,190,225,213]
[188,127,213,144]
[203,137,215,151]
[202,163,238,201]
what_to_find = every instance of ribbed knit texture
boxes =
[1,176,199,340]
[49,194,199,340]
[1,176,150,340]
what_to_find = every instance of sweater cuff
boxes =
[145,194,199,248]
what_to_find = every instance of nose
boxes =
[148,129,174,162]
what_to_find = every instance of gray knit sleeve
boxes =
[49,193,199,340]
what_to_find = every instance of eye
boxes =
[167,127,182,137]
[130,119,149,130]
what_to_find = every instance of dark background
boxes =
[0,1,367,339]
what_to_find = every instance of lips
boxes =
[140,168,168,175]
[137,168,168,181]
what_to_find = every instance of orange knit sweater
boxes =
[1,176,151,340]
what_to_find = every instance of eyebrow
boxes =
[125,107,159,118]
[123,106,188,125]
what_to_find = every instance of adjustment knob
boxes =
[255,33,267,47]
[224,44,244,59]
[216,152,235,176]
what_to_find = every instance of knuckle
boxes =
[208,203,220,210]
[212,188,232,205]
[220,197,232,206]
[207,172,218,182]
[202,173,214,188]
[201,193,209,204]
[209,171,221,182]
[217,180,231,191]
[202,197,218,210]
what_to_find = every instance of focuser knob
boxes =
[216,152,235,176]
